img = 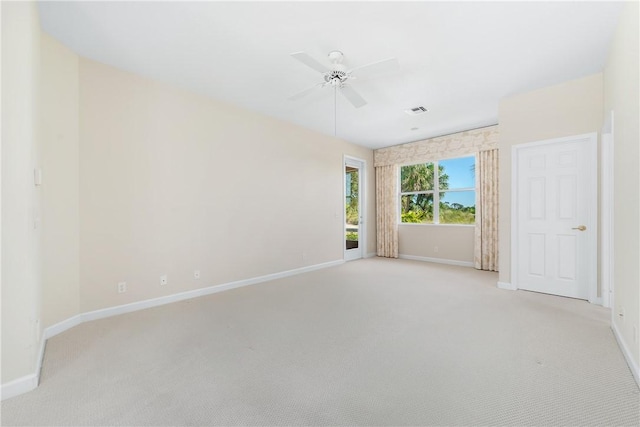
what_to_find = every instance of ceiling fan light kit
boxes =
[289,50,399,108]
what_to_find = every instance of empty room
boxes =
[1,1,639,426]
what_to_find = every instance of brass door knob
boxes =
[572,225,587,231]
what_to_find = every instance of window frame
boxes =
[398,154,477,226]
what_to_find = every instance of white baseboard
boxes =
[2,259,344,401]
[35,335,46,386]
[589,297,603,306]
[0,374,38,401]
[2,336,47,401]
[365,252,377,259]
[81,259,344,323]
[398,254,474,268]
[611,320,640,387]
[44,315,83,339]
[497,281,517,290]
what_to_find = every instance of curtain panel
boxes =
[376,165,398,258]
[373,126,499,264]
[474,148,499,271]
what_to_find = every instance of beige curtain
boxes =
[376,165,398,258]
[474,149,499,271]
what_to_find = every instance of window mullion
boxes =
[399,156,476,226]
[434,160,439,224]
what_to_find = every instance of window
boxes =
[400,155,475,225]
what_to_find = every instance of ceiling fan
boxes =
[288,50,398,108]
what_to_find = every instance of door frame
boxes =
[510,132,598,303]
[601,111,614,309]
[343,155,366,261]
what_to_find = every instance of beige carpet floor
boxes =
[1,258,639,426]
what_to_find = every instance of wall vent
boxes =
[405,106,428,115]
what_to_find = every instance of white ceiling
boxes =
[38,1,623,149]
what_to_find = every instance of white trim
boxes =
[511,133,598,303]
[611,321,640,387]
[344,155,366,261]
[81,259,344,323]
[398,155,476,226]
[365,252,377,258]
[398,254,474,268]
[1,374,38,401]
[398,223,474,228]
[510,143,518,293]
[585,134,599,303]
[35,335,46,385]
[2,337,47,401]
[2,259,344,400]
[601,111,614,308]
[497,281,517,291]
[44,315,83,339]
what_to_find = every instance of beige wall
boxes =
[399,225,474,263]
[78,58,375,313]
[1,1,44,383]
[40,34,81,328]
[3,16,375,388]
[497,73,604,286]
[604,1,639,368]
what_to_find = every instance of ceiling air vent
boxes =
[405,106,428,115]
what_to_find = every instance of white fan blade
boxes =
[288,82,324,101]
[340,85,367,108]
[349,57,398,79]
[291,52,330,74]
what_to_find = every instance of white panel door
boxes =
[515,134,596,300]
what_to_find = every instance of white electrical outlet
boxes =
[434,246,439,253]
[160,275,168,285]
[118,282,127,293]
[194,270,200,279]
